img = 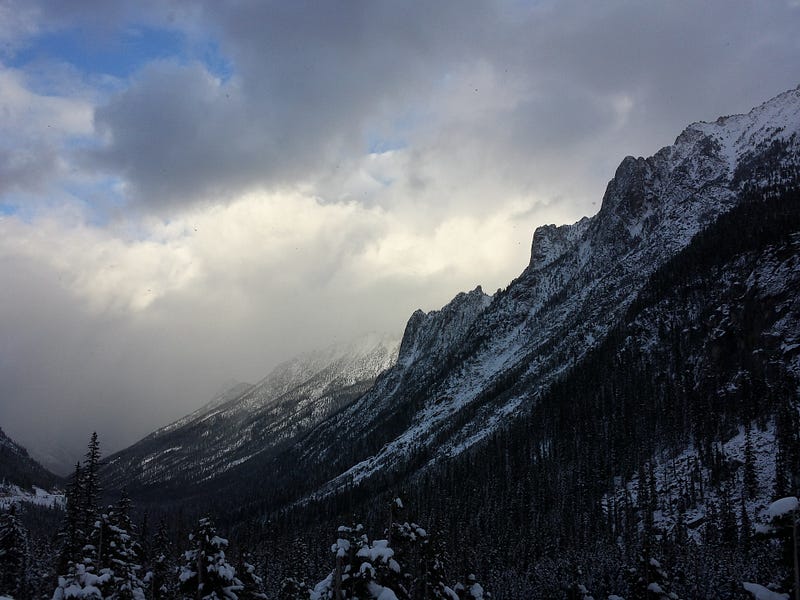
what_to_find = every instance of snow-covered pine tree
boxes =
[627,555,680,600]
[382,496,456,600]
[56,463,85,577]
[147,519,178,600]
[753,496,800,599]
[278,576,309,600]
[566,567,595,600]
[740,493,753,554]
[719,483,739,547]
[311,523,403,600]
[0,504,31,598]
[103,493,146,600]
[52,434,111,600]
[330,523,371,599]
[278,535,312,599]
[179,516,243,600]
[235,552,266,600]
[452,574,486,600]
[417,532,454,600]
[82,433,102,538]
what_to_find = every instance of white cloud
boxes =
[0,186,542,465]
[0,65,94,196]
[0,67,93,136]
[1,0,800,468]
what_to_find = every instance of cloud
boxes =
[85,1,493,209]
[0,187,537,468]
[0,66,93,195]
[1,0,800,469]
[80,1,800,217]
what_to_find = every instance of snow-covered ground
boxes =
[603,424,778,542]
[0,483,65,510]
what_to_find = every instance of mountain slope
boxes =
[102,334,400,498]
[383,186,800,598]
[107,86,800,528]
[277,86,800,500]
[0,427,60,490]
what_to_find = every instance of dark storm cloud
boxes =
[81,0,800,211]
[0,146,59,194]
[85,0,493,208]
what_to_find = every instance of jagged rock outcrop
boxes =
[106,86,800,515]
[302,85,800,496]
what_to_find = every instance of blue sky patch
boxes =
[0,202,18,216]
[11,25,186,78]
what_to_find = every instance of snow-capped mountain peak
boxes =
[297,84,800,498]
[102,333,400,497]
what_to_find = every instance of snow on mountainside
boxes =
[0,427,60,492]
[597,210,800,542]
[102,333,399,496]
[153,381,256,437]
[0,484,65,510]
[301,85,800,497]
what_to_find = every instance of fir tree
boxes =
[236,552,266,600]
[739,494,753,554]
[0,504,30,598]
[330,523,372,600]
[53,434,113,600]
[56,463,85,577]
[82,432,102,538]
[453,574,487,600]
[278,577,309,600]
[104,493,146,600]
[311,523,403,600]
[179,516,243,600]
[148,519,178,600]
[743,426,758,500]
[718,483,739,547]
[628,555,680,600]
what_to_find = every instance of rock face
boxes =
[294,85,800,498]
[105,86,800,512]
[101,334,399,498]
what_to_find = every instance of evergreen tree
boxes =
[104,493,146,600]
[739,494,753,554]
[627,555,680,600]
[0,504,30,598]
[179,516,243,600]
[53,433,111,600]
[329,523,372,600]
[311,523,404,600]
[278,535,312,598]
[756,496,800,598]
[278,577,309,600]
[236,552,266,600]
[452,574,487,600]
[743,426,758,500]
[148,519,178,600]
[718,483,739,547]
[82,433,102,538]
[56,463,85,577]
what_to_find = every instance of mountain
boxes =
[86,86,800,598]
[101,333,400,500]
[0,427,60,491]
[234,86,798,598]
[106,86,800,517]
[243,85,800,504]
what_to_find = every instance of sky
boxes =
[1,0,799,473]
